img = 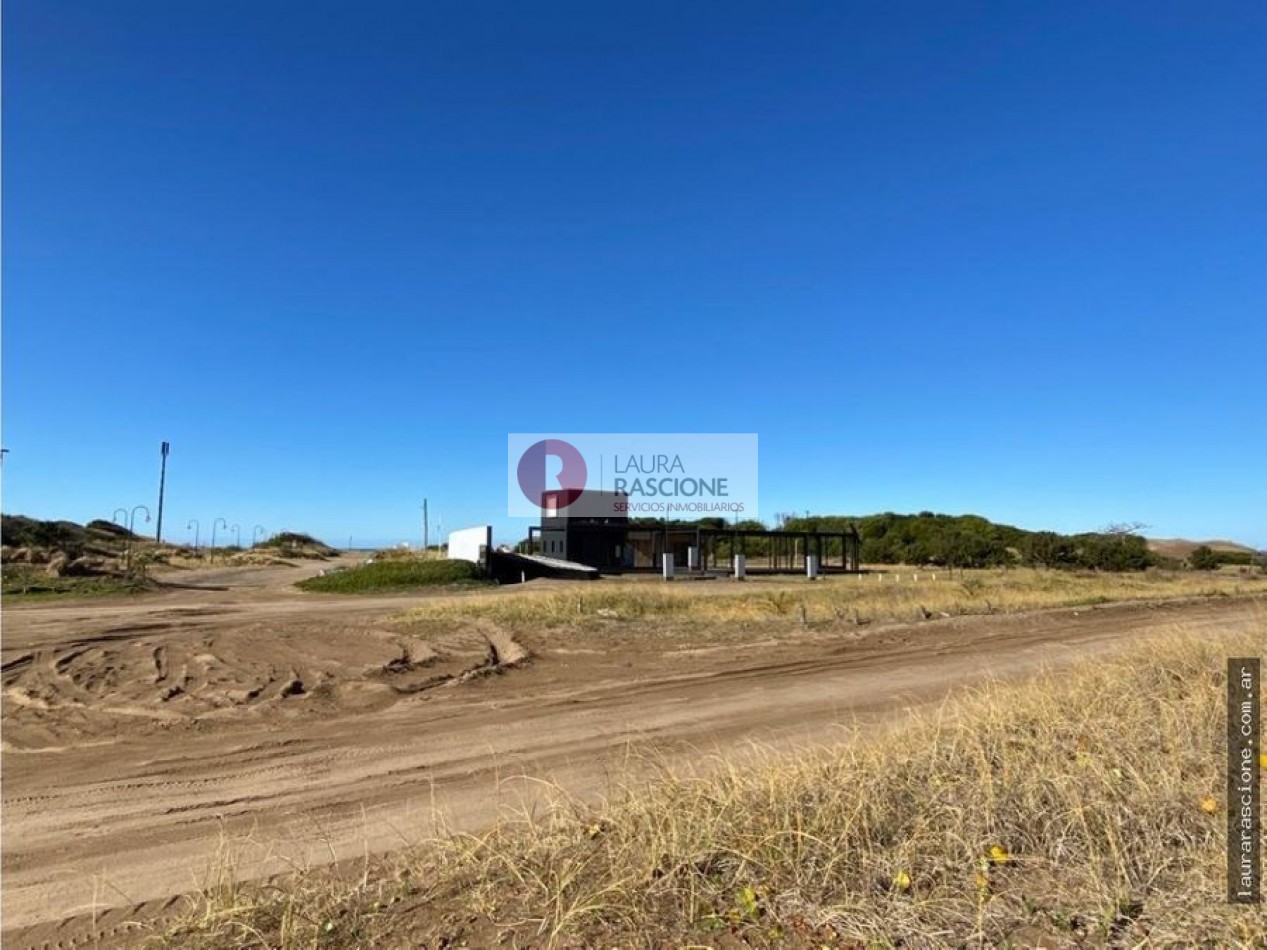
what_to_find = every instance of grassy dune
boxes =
[402,567,1267,628]
[155,614,1266,948]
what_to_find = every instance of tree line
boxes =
[631,511,1161,571]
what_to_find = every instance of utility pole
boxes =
[156,441,170,543]
[422,499,429,552]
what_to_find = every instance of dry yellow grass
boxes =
[154,611,1267,948]
[403,567,1267,629]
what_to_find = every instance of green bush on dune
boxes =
[296,558,487,593]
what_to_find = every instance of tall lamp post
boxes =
[128,505,152,534]
[126,505,151,571]
[112,509,130,564]
[230,524,241,549]
[210,517,228,562]
[252,525,266,547]
[155,441,170,543]
[187,519,200,555]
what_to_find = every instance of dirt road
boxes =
[2,563,1258,947]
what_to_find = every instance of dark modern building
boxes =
[528,491,861,574]
[534,490,631,570]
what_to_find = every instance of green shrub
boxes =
[1188,545,1220,571]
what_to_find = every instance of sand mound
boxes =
[2,619,529,750]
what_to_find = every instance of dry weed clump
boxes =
[155,619,1266,948]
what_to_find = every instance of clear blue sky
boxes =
[4,1,1265,548]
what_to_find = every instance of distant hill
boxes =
[1147,538,1257,558]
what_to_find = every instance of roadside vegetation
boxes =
[368,545,449,561]
[403,567,1267,629]
[297,557,487,594]
[153,619,1267,948]
[0,564,153,598]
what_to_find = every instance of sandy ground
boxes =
[1,561,1258,947]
